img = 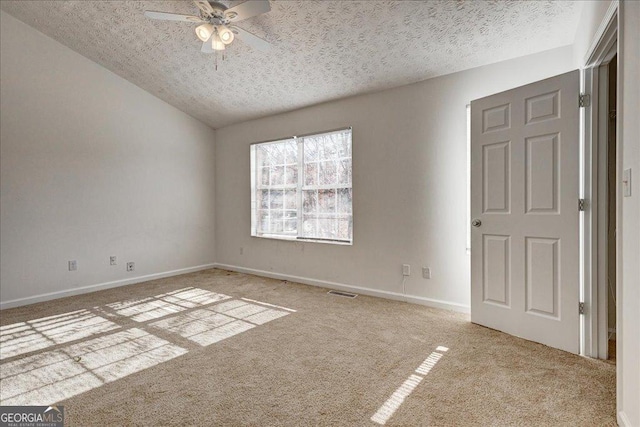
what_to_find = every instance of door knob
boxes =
[472,219,482,228]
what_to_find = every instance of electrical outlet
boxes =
[110,256,117,266]
[402,264,410,276]
[126,262,135,272]
[240,247,244,255]
[68,260,77,271]
[422,267,431,279]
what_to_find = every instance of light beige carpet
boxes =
[0,268,615,426]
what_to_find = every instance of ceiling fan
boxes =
[145,0,272,53]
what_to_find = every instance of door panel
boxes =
[483,234,511,307]
[471,70,580,354]
[525,133,559,213]
[483,141,511,213]
[525,237,560,318]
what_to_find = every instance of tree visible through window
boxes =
[250,128,352,244]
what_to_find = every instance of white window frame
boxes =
[250,127,353,245]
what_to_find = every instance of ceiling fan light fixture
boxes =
[218,25,235,44]
[211,31,226,51]
[195,23,214,42]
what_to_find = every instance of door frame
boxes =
[580,0,619,360]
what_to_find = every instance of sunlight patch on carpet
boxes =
[0,288,295,407]
[105,287,231,322]
[240,297,298,312]
[371,348,447,425]
[0,329,187,406]
[0,310,119,360]
[151,300,291,346]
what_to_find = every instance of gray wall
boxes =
[0,11,217,307]
[214,45,575,312]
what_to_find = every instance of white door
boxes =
[470,70,580,353]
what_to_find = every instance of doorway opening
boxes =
[600,54,617,362]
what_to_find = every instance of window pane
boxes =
[303,190,317,213]
[270,190,283,209]
[285,165,298,185]
[319,135,338,159]
[337,217,351,240]
[270,218,284,233]
[272,144,285,164]
[317,218,337,239]
[337,160,351,185]
[338,188,352,213]
[302,215,316,236]
[305,162,318,186]
[285,189,297,210]
[320,160,337,185]
[259,211,269,233]
[260,190,269,209]
[318,189,336,213]
[284,219,297,233]
[337,134,350,158]
[260,167,270,186]
[271,166,284,186]
[285,141,297,164]
[258,146,271,167]
[304,139,318,162]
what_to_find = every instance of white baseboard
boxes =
[617,410,631,427]
[0,263,216,310]
[214,263,470,314]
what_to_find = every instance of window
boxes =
[250,128,353,244]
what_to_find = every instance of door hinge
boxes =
[579,93,591,108]
[579,302,586,315]
[578,198,586,211]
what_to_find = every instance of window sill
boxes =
[251,234,352,246]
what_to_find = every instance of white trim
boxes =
[614,0,624,420]
[0,263,217,310]
[584,0,620,66]
[580,65,598,357]
[617,411,631,427]
[214,263,470,313]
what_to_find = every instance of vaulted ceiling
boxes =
[0,1,582,129]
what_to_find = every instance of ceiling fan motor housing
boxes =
[204,1,235,23]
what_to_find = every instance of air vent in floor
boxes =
[327,290,358,298]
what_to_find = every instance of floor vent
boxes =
[327,290,358,298]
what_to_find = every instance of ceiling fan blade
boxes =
[144,11,204,23]
[201,37,214,53]
[230,26,272,52]
[193,1,215,17]
[225,0,271,22]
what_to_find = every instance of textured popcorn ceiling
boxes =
[0,1,582,129]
